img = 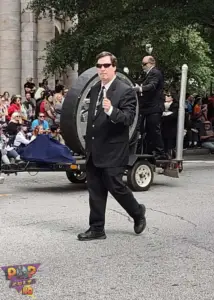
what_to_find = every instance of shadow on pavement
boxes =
[19,179,181,194]
[19,183,87,193]
[151,181,181,188]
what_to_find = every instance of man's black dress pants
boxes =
[140,113,165,156]
[86,156,142,231]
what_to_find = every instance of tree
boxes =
[27,0,214,91]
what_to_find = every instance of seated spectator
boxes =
[0,126,10,164]
[2,91,10,108]
[30,126,44,142]
[0,126,21,164]
[54,93,63,125]
[13,125,30,153]
[6,112,22,136]
[3,91,10,107]
[35,88,45,118]
[0,97,8,124]
[162,92,179,158]
[50,125,65,145]
[20,96,28,121]
[55,80,64,94]
[35,83,45,101]
[40,91,55,126]
[42,78,49,92]
[7,148,22,163]
[187,96,205,148]
[24,76,36,98]
[31,113,49,131]
[7,95,22,121]
[23,92,35,121]
[185,94,194,114]
[207,97,214,126]
[0,125,22,164]
[192,96,207,122]
[199,121,214,152]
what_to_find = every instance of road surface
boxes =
[0,161,214,300]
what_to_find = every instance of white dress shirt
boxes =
[146,66,154,75]
[14,132,30,147]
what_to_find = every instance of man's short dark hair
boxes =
[96,51,117,67]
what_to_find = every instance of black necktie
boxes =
[95,86,105,115]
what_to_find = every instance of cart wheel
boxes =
[66,171,86,183]
[127,160,153,191]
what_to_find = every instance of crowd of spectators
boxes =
[184,93,214,152]
[148,91,214,158]
[1,75,214,167]
[0,77,67,166]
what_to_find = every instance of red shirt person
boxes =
[7,95,22,121]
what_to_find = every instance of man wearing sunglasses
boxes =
[136,56,166,160]
[31,113,49,131]
[78,51,146,241]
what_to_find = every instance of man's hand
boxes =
[103,98,112,113]
[134,84,142,93]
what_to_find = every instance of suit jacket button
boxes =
[92,125,95,127]
[92,137,94,139]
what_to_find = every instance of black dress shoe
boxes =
[134,204,146,234]
[77,229,106,241]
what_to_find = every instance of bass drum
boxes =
[61,67,139,154]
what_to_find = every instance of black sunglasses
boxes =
[142,62,149,66]
[96,63,112,69]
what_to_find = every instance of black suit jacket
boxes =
[85,77,136,168]
[139,67,164,115]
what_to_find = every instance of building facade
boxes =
[0,0,78,96]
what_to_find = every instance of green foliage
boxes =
[27,0,214,92]
[153,26,213,92]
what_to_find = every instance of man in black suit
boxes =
[77,51,146,241]
[137,56,166,159]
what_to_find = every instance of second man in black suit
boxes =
[77,51,146,241]
[137,56,167,160]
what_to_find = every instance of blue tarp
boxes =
[19,134,76,164]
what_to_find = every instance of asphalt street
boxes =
[0,161,214,300]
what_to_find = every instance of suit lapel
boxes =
[90,83,101,120]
